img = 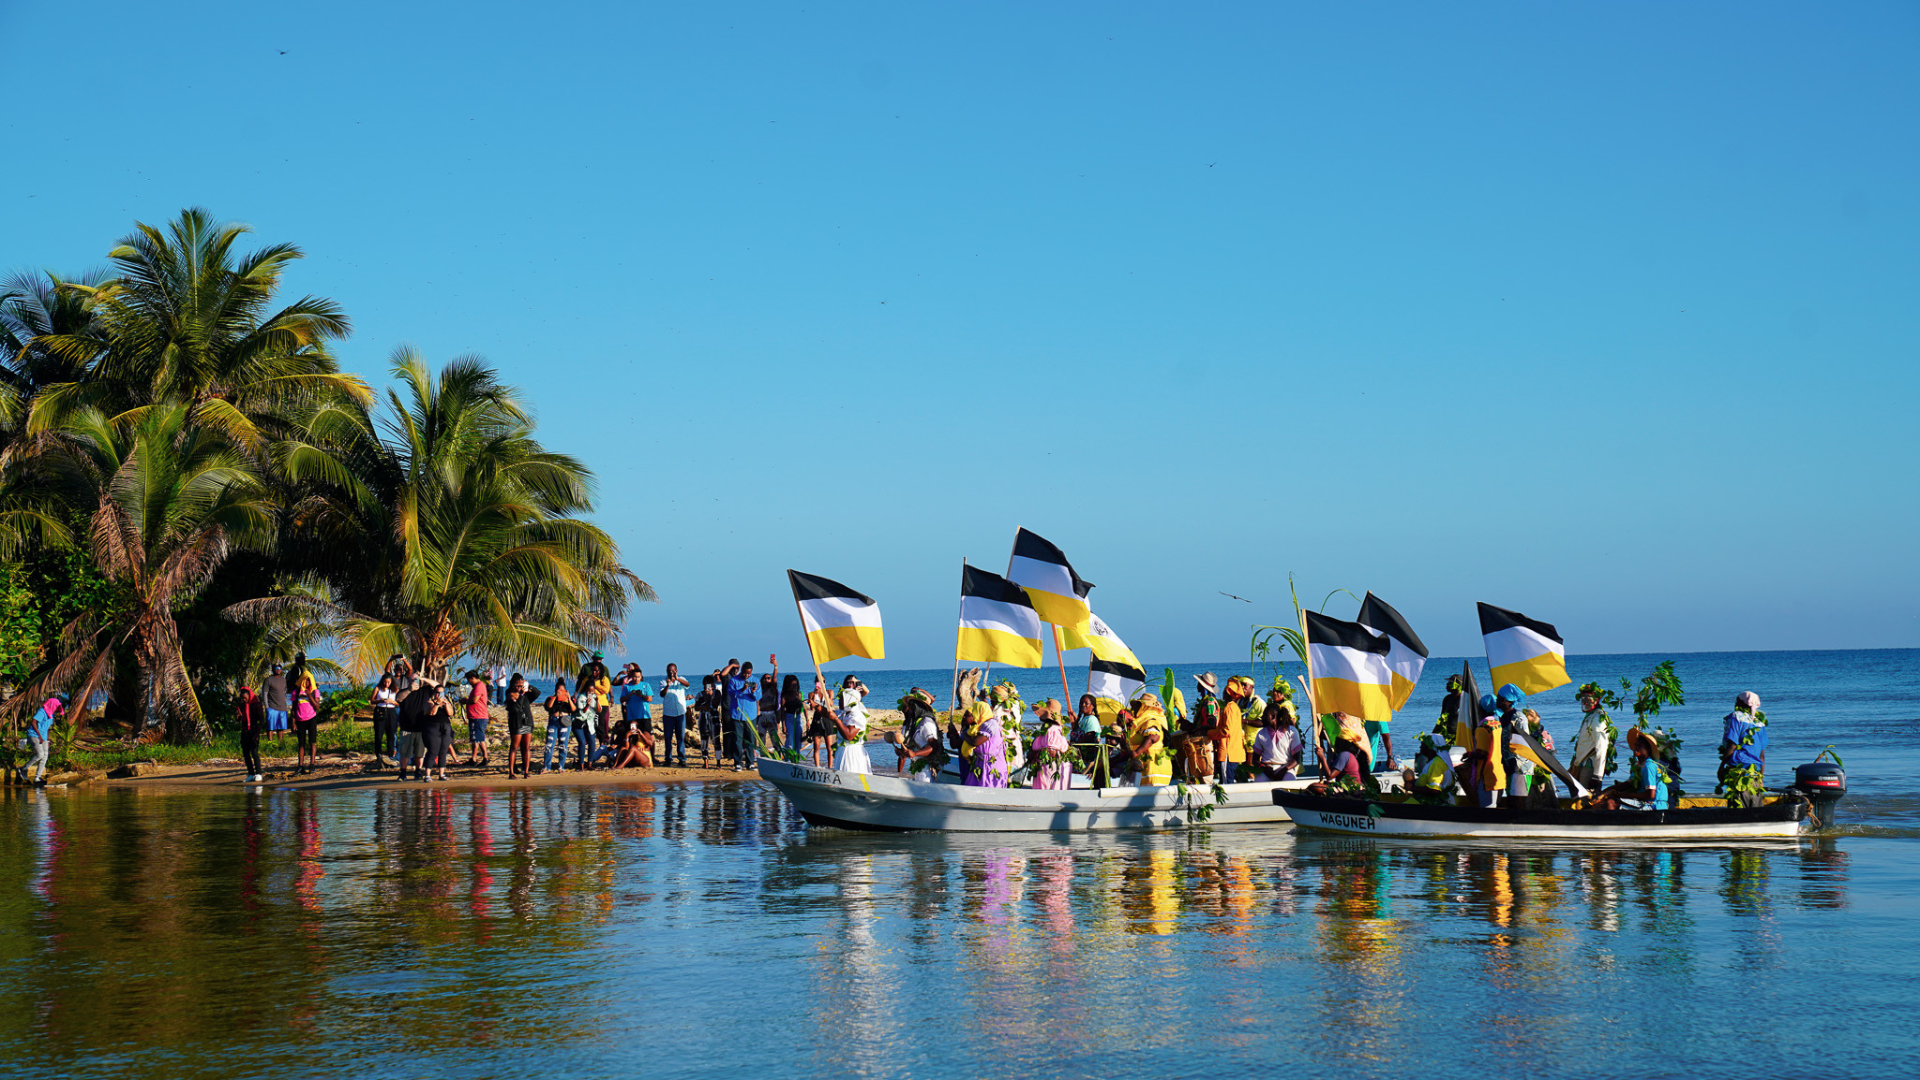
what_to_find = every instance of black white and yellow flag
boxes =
[1478,602,1570,695]
[787,570,885,663]
[1082,613,1146,708]
[957,565,1045,667]
[1356,592,1429,712]
[1305,610,1394,722]
[1006,527,1094,630]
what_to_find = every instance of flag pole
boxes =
[950,558,967,717]
[1052,625,1072,707]
[1301,607,1331,777]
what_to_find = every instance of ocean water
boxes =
[2,648,1916,1079]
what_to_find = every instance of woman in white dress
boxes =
[831,675,871,774]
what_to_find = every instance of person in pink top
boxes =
[464,670,492,767]
[1029,698,1073,790]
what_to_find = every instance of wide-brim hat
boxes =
[1627,726,1659,758]
[1194,672,1219,694]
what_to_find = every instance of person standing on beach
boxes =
[621,667,654,747]
[777,674,804,756]
[263,665,289,749]
[464,671,491,767]
[757,671,781,750]
[20,692,64,786]
[658,663,689,767]
[396,680,427,781]
[292,671,322,774]
[576,652,614,744]
[572,680,601,770]
[421,681,455,781]
[504,673,535,778]
[370,675,399,765]
[719,659,760,771]
[697,674,723,767]
[542,679,574,774]
[236,686,265,782]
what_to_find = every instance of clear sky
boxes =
[4,2,1916,668]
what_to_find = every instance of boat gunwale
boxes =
[1271,788,1810,828]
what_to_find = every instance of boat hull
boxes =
[756,757,1349,832]
[1272,790,1810,840]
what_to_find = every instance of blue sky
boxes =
[4,2,1915,669]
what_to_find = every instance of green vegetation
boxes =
[0,208,652,747]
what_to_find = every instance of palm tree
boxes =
[12,401,275,742]
[25,207,369,446]
[236,347,651,683]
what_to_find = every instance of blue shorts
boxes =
[266,708,289,732]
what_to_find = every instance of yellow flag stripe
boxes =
[1388,671,1418,713]
[1490,653,1570,696]
[805,625,885,664]
[1310,676,1395,724]
[1022,587,1090,630]
[956,626,1044,668]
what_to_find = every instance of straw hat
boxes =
[1194,672,1219,695]
[1626,726,1659,758]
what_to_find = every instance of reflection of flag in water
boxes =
[957,565,1044,667]
[1007,528,1094,629]
[1306,610,1394,722]
[788,570,885,662]
[1082,613,1145,708]
[1478,602,1570,695]
[1356,592,1429,711]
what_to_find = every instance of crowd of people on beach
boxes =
[216,651,878,783]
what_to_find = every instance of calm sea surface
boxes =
[4,649,1917,1079]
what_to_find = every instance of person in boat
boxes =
[1327,712,1372,775]
[1592,727,1669,810]
[1251,702,1303,781]
[1070,694,1114,788]
[1719,691,1768,807]
[1189,672,1221,773]
[1124,693,1174,786]
[891,688,946,780]
[959,701,1009,788]
[1029,699,1072,790]
[1495,685,1533,801]
[1408,743,1461,804]
[988,681,1026,777]
[829,676,870,775]
[1213,676,1254,784]
[1569,682,1618,791]
[1437,673,1466,744]
[1462,694,1508,808]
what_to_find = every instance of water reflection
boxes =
[0,784,1895,1080]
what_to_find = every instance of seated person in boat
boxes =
[1406,744,1463,804]
[1326,712,1373,774]
[1251,704,1303,781]
[1592,727,1670,810]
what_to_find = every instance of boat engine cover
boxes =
[1792,761,1847,826]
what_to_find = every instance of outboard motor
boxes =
[1791,750,1847,827]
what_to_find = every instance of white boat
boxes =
[753,755,1394,832]
[1271,789,1812,841]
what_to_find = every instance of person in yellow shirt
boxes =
[1126,693,1174,786]
[1214,676,1254,783]
[1464,693,1507,807]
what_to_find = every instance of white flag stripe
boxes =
[960,595,1042,639]
[1009,555,1077,599]
[1089,668,1146,703]
[1364,626,1427,685]
[1308,642,1393,686]
[1484,624,1564,669]
[798,595,883,633]
[1085,613,1141,667]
